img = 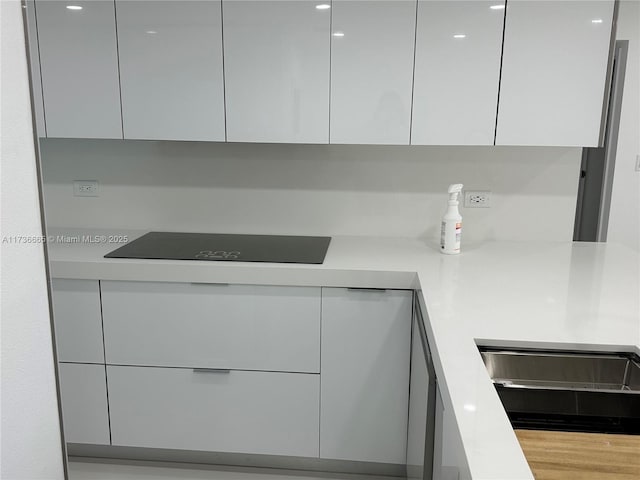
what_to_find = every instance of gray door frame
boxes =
[574,40,628,242]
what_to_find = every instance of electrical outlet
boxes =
[73,180,99,197]
[635,154,640,172]
[464,190,491,208]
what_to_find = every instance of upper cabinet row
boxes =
[28,0,615,147]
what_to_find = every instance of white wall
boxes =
[608,0,640,252]
[40,140,581,244]
[0,1,65,478]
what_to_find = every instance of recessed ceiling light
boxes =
[592,18,603,23]
[453,34,467,39]
[315,4,331,10]
[66,5,83,10]
[490,4,505,10]
[332,32,345,37]
[145,30,158,34]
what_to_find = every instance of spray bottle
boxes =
[440,184,463,255]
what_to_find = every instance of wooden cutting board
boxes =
[515,429,640,480]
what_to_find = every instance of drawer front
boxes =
[51,279,104,363]
[58,363,110,445]
[101,281,320,373]
[107,365,320,457]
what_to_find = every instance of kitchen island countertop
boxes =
[46,228,640,480]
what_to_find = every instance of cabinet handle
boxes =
[346,288,388,292]
[192,368,231,374]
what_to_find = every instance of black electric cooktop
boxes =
[104,232,331,264]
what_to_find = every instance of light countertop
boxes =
[46,228,640,480]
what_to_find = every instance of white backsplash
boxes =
[40,139,581,243]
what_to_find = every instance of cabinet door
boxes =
[496,0,615,147]
[330,0,416,145]
[101,281,320,373]
[223,0,330,143]
[58,363,110,445]
[24,0,46,137]
[320,288,412,464]
[108,366,320,457]
[407,315,430,479]
[116,0,225,141]
[51,279,104,364]
[407,296,439,479]
[433,384,472,480]
[35,0,122,138]
[411,0,504,145]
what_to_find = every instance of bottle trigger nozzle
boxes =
[448,183,463,205]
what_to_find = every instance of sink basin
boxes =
[628,360,640,391]
[479,348,640,434]
[481,350,639,392]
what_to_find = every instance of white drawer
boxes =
[58,363,110,445]
[51,279,104,363]
[101,281,320,372]
[107,365,320,457]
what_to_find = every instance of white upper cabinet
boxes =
[24,1,46,137]
[496,0,615,147]
[411,1,505,145]
[330,1,416,145]
[116,1,225,141]
[30,0,615,145]
[222,0,330,143]
[35,0,122,139]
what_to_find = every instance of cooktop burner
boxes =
[104,232,331,264]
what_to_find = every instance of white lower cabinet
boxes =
[51,279,104,364]
[59,281,418,469]
[320,288,412,464]
[52,280,109,446]
[101,282,320,373]
[107,365,320,457]
[434,384,471,480]
[407,315,430,479]
[58,363,110,445]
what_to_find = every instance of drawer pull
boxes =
[192,368,231,374]
[346,288,388,293]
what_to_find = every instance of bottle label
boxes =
[441,221,462,252]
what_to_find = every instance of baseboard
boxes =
[67,444,407,478]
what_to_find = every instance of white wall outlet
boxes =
[464,190,491,208]
[73,180,99,197]
[635,154,640,172]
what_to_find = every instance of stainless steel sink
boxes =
[628,360,640,391]
[479,348,640,434]
[481,350,640,392]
